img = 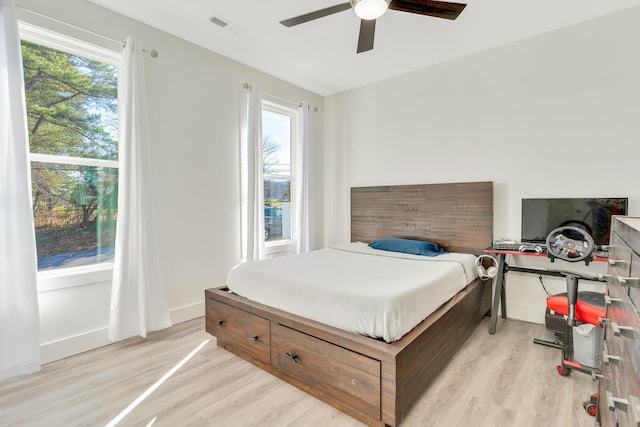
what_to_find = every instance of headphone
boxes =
[475,254,498,280]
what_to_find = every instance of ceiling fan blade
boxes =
[388,0,466,20]
[280,3,351,27]
[357,19,376,53]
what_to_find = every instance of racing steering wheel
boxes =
[546,226,595,264]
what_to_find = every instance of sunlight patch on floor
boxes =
[105,339,210,427]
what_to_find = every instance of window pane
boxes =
[32,162,118,270]
[22,38,119,271]
[262,106,294,245]
[264,178,291,242]
[21,40,118,161]
[262,110,291,176]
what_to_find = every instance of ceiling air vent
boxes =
[209,16,227,28]
[209,15,246,35]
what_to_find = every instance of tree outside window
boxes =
[21,39,119,271]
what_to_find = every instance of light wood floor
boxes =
[0,317,597,427]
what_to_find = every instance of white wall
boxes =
[324,8,640,324]
[16,1,640,360]
[16,0,324,363]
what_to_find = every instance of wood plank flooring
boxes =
[0,317,597,426]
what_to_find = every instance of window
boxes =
[20,24,120,273]
[261,98,297,247]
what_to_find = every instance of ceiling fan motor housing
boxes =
[350,0,392,20]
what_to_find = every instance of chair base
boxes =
[534,290,605,377]
[533,337,562,349]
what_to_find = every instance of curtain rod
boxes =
[299,102,319,112]
[243,83,318,111]
[17,5,159,58]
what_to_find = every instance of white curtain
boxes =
[108,36,171,341]
[295,101,315,253]
[0,0,41,381]
[239,84,264,262]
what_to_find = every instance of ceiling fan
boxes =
[280,0,467,54]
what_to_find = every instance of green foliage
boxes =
[21,40,118,159]
[22,40,119,258]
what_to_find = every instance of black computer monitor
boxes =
[521,197,628,246]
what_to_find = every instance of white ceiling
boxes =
[89,0,640,96]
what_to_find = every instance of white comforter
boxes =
[226,242,479,343]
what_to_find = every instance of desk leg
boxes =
[489,253,507,334]
[500,262,507,319]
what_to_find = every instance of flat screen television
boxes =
[521,197,628,246]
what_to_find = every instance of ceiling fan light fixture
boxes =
[351,0,390,20]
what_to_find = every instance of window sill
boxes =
[264,240,297,256]
[37,263,114,293]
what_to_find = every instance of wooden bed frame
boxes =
[205,181,493,426]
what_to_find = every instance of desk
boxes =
[484,247,608,334]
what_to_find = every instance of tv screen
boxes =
[521,197,628,246]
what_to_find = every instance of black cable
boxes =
[538,274,552,297]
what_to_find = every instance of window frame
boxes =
[19,22,122,291]
[261,96,298,256]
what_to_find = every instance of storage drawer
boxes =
[608,233,632,278]
[613,218,640,256]
[601,217,640,427]
[629,250,640,312]
[271,322,381,420]
[597,362,618,427]
[206,298,271,365]
[601,337,623,404]
[604,280,640,427]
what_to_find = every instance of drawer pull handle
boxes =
[608,259,626,266]
[607,391,629,412]
[603,352,621,366]
[618,276,640,288]
[285,352,299,364]
[216,320,223,326]
[612,322,636,338]
[591,372,604,381]
[604,296,623,306]
[249,335,258,342]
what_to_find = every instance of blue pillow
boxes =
[368,238,448,257]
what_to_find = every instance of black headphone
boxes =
[475,254,498,280]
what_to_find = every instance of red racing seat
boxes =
[546,291,605,328]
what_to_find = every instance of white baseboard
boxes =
[502,301,545,325]
[40,301,205,365]
[40,327,110,365]
[169,301,204,324]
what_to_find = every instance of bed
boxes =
[205,181,493,426]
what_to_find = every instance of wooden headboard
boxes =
[351,181,493,255]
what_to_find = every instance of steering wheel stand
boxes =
[533,226,603,379]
